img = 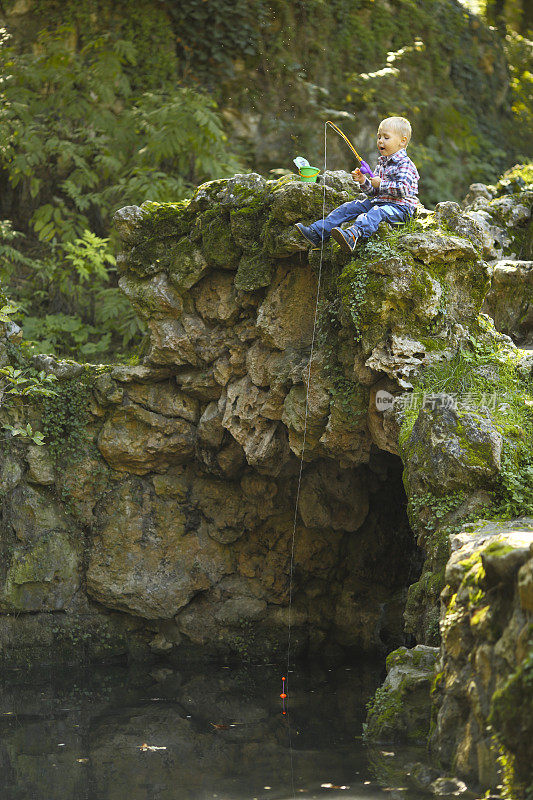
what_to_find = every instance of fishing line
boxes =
[283,121,329,798]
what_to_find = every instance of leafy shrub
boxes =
[0,24,240,360]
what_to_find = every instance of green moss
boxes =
[470,604,490,627]
[431,669,444,696]
[405,568,446,643]
[201,212,241,267]
[458,551,482,573]
[418,336,449,352]
[385,646,410,671]
[0,532,78,613]
[139,200,192,239]
[41,378,91,467]
[125,235,182,277]
[364,683,403,735]
[229,190,270,218]
[385,646,435,671]
[337,260,383,340]
[397,322,533,518]
[495,164,533,196]
[482,541,515,558]
[234,253,273,291]
[489,648,533,797]
[166,237,208,289]
[455,411,497,471]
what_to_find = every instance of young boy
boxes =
[296,117,419,254]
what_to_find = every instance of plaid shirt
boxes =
[360,148,419,211]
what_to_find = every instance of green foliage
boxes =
[0,222,35,276]
[0,364,58,400]
[408,490,468,533]
[0,359,60,446]
[231,618,257,663]
[0,22,240,360]
[0,226,145,361]
[316,268,369,415]
[0,26,240,241]
[1,423,45,446]
[338,262,371,340]
[348,22,510,205]
[41,379,91,465]
[489,645,533,799]
[505,31,533,142]
[163,0,265,80]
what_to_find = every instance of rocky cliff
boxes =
[0,165,531,793]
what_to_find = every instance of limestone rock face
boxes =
[431,518,533,793]
[484,260,533,345]
[364,644,439,741]
[118,272,184,319]
[87,478,233,619]
[1,168,531,686]
[298,460,368,532]
[257,265,318,350]
[25,444,54,485]
[462,172,533,346]
[403,401,503,496]
[365,518,533,795]
[97,403,196,474]
[0,531,82,613]
[4,484,70,540]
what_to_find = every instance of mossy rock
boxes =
[230,201,270,251]
[365,645,438,743]
[405,569,446,645]
[489,652,533,790]
[137,200,193,239]
[403,403,503,496]
[200,211,242,269]
[0,531,82,613]
[167,237,209,289]
[122,236,182,278]
[234,253,274,291]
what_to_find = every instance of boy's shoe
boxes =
[331,227,359,254]
[295,223,322,247]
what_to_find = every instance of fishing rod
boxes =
[325,120,375,178]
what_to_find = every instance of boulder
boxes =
[97,403,196,475]
[87,478,233,618]
[484,260,533,343]
[364,645,439,741]
[403,401,503,496]
[118,272,184,319]
[25,444,55,485]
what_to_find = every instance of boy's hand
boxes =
[351,169,366,184]
[370,175,381,189]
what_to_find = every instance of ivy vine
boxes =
[41,378,91,466]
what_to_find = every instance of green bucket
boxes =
[299,166,320,183]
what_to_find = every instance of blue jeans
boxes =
[308,198,411,240]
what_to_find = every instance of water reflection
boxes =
[0,660,427,800]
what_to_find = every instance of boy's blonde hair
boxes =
[378,116,412,145]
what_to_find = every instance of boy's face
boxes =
[377,125,407,157]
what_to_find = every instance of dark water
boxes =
[0,659,429,800]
